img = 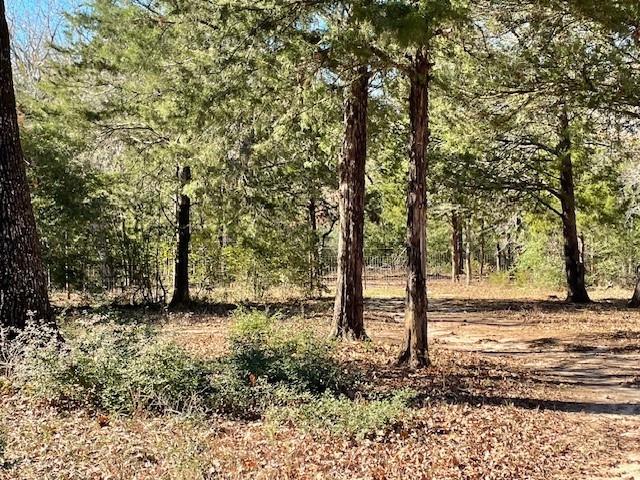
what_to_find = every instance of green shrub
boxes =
[14,311,359,422]
[265,390,416,440]
[487,271,511,287]
[227,309,353,395]
[16,325,213,414]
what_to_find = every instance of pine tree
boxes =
[0,0,53,331]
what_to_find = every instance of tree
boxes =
[0,0,53,330]
[451,211,463,282]
[170,165,192,307]
[331,66,370,339]
[396,48,430,367]
[439,1,640,302]
[557,107,590,302]
[361,0,469,366]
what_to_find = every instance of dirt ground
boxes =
[162,280,640,479]
[2,280,639,479]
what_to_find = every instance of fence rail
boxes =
[53,245,640,303]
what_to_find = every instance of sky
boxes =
[8,0,77,17]
[7,0,78,44]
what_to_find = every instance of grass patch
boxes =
[265,390,416,440]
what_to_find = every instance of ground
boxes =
[1,281,639,479]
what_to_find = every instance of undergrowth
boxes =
[1,310,410,437]
[265,390,416,440]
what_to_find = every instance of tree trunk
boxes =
[465,221,472,286]
[479,219,485,278]
[397,49,430,368]
[558,110,590,304]
[331,66,369,340]
[308,198,319,294]
[451,213,463,283]
[629,266,640,307]
[169,165,191,307]
[0,0,53,332]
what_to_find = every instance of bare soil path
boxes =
[362,294,640,412]
[358,285,640,479]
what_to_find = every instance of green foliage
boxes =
[265,390,416,440]
[227,310,353,395]
[513,219,564,288]
[487,271,511,287]
[16,325,213,414]
[12,311,353,419]
[11,0,640,300]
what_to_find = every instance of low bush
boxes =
[11,309,407,433]
[265,390,416,440]
[487,271,511,287]
[0,322,58,377]
[227,309,354,395]
[10,310,353,419]
[15,325,213,414]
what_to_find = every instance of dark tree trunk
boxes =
[558,110,590,304]
[0,0,53,331]
[629,266,640,307]
[629,271,640,307]
[397,49,430,368]
[331,66,369,340]
[451,213,463,283]
[169,165,191,307]
[479,219,485,277]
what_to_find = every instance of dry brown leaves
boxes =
[2,283,639,479]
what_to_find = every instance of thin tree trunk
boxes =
[397,49,430,368]
[465,221,472,286]
[0,0,53,332]
[331,66,369,340]
[629,264,640,307]
[451,213,463,283]
[169,165,191,307]
[308,198,318,294]
[558,110,590,304]
[479,219,485,278]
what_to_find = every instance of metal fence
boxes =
[320,249,451,287]
[59,244,640,303]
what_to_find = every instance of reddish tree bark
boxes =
[397,49,430,368]
[331,66,369,340]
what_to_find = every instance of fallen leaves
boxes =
[2,283,639,479]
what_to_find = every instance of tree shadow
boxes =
[365,296,631,316]
[430,392,640,415]
[57,297,336,324]
[367,350,640,416]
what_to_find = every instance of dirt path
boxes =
[361,294,640,479]
[363,296,640,412]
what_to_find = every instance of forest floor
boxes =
[1,281,639,479]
